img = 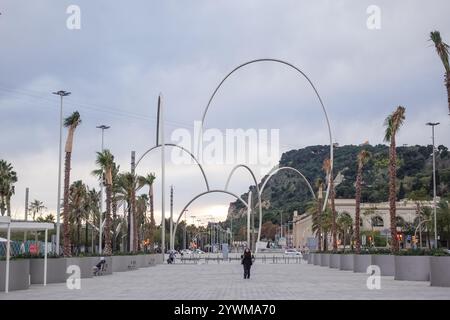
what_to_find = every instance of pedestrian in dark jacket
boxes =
[241,248,254,279]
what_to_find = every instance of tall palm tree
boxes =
[323,158,337,251]
[384,106,406,253]
[93,150,115,255]
[0,160,18,216]
[136,194,148,251]
[355,150,371,253]
[139,173,156,244]
[62,111,81,257]
[430,31,450,115]
[86,188,100,252]
[337,211,353,250]
[68,180,88,253]
[117,172,144,252]
[29,199,46,221]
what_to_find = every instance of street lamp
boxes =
[426,122,440,248]
[52,90,71,255]
[96,125,110,254]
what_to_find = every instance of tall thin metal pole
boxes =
[53,90,70,256]
[432,125,437,248]
[99,130,104,254]
[24,187,29,244]
[247,191,252,250]
[170,185,173,250]
[159,95,166,255]
[130,151,136,252]
[427,122,440,249]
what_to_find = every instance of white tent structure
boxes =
[0,216,54,293]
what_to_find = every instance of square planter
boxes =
[30,258,67,284]
[394,256,430,281]
[372,255,395,276]
[144,254,163,266]
[329,254,340,269]
[320,254,330,267]
[307,253,313,264]
[0,260,30,291]
[353,255,372,273]
[313,253,321,265]
[430,256,450,287]
[66,257,94,278]
[112,255,139,272]
[339,254,354,271]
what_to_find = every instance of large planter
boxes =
[430,256,450,287]
[30,258,67,284]
[145,254,163,266]
[372,255,395,276]
[353,255,372,273]
[112,255,139,272]
[307,253,313,264]
[0,260,30,291]
[66,257,94,279]
[339,254,354,271]
[320,254,330,267]
[394,256,430,281]
[313,253,321,266]
[329,254,340,269]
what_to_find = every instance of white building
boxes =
[292,199,433,250]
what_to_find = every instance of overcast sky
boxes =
[1,0,449,224]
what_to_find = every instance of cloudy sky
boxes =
[1,0,449,224]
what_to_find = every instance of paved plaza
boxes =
[1,261,450,300]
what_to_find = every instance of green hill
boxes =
[225,144,450,237]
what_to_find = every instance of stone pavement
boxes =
[1,261,450,300]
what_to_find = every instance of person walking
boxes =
[241,248,254,279]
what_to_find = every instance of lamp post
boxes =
[426,122,440,248]
[96,125,110,254]
[52,90,71,255]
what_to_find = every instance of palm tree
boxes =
[86,188,100,252]
[384,106,406,253]
[355,150,371,253]
[139,173,156,245]
[62,111,81,257]
[430,31,450,115]
[0,160,18,216]
[323,158,337,252]
[117,172,144,252]
[29,199,46,221]
[136,194,148,251]
[93,150,115,255]
[337,211,353,250]
[68,180,89,253]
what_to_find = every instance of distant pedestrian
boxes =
[241,248,254,279]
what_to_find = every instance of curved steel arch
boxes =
[172,189,249,247]
[199,58,333,212]
[135,143,210,191]
[259,166,316,200]
[224,164,263,252]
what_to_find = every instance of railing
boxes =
[177,255,306,264]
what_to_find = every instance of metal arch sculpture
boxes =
[259,166,316,200]
[134,143,210,191]
[224,164,263,252]
[171,189,249,248]
[199,58,333,212]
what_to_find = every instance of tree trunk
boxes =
[103,182,113,255]
[317,198,322,252]
[127,202,131,252]
[446,72,450,115]
[132,187,138,252]
[330,169,337,252]
[149,184,155,246]
[6,196,11,216]
[389,137,399,253]
[63,152,72,257]
[77,218,81,253]
[112,194,117,252]
[355,163,362,253]
[85,218,89,253]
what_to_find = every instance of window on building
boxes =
[371,216,384,227]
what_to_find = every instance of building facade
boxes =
[292,199,432,250]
